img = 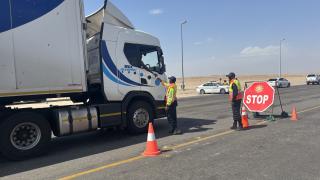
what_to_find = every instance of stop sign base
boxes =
[266,115,276,121]
[280,111,289,118]
[243,82,275,113]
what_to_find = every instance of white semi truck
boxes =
[0,0,167,160]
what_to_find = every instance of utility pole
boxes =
[180,20,187,90]
[280,38,285,78]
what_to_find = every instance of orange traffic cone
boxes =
[242,106,249,129]
[143,122,161,157]
[291,106,298,121]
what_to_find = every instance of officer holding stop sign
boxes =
[226,72,244,130]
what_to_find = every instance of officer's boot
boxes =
[237,121,243,131]
[172,129,182,135]
[230,121,237,130]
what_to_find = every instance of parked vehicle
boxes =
[196,81,229,94]
[306,74,320,85]
[268,78,291,88]
[0,0,167,160]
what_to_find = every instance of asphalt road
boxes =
[1,85,320,180]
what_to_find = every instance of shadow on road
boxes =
[0,117,216,177]
[248,124,268,130]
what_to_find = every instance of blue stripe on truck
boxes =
[0,0,64,33]
[102,63,132,86]
[0,0,11,33]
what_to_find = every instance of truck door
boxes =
[116,31,166,101]
[115,39,142,96]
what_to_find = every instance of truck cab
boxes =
[86,2,167,102]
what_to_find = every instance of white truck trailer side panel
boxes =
[0,30,16,91]
[0,0,87,97]
[0,0,16,91]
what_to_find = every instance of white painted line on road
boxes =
[297,105,320,114]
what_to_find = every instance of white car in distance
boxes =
[268,78,291,88]
[196,81,229,94]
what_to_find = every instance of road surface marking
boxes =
[297,105,320,114]
[59,121,264,180]
[171,130,235,149]
[59,156,144,180]
[59,105,320,180]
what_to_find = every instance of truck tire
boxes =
[127,101,153,134]
[0,112,51,160]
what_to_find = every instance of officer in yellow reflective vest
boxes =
[159,76,182,135]
[226,72,243,130]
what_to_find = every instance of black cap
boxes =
[226,72,236,78]
[168,76,176,83]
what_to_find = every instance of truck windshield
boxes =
[141,48,161,73]
[124,43,164,74]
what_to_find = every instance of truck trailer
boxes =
[0,0,167,160]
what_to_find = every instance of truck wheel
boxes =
[0,112,51,160]
[127,101,153,134]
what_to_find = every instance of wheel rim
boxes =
[10,122,42,151]
[133,108,150,128]
[200,90,204,94]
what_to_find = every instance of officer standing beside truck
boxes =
[226,72,243,130]
[159,77,182,135]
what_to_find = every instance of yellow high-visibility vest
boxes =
[229,79,243,101]
[164,83,177,106]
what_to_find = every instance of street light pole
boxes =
[279,38,285,78]
[180,20,187,91]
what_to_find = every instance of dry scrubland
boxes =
[176,74,306,98]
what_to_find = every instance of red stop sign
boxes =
[243,82,275,112]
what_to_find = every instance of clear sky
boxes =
[83,0,320,77]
